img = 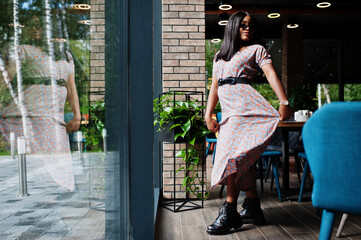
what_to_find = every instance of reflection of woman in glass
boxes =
[0,13,80,191]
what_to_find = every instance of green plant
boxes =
[289,83,318,111]
[0,134,10,154]
[154,92,210,200]
[81,100,105,152]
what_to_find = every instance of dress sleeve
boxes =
[255,45,272,68]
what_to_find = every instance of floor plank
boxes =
[234,224,266,240]
[182,225,210,240]
[261,195,315,234]
[257,211,294,240]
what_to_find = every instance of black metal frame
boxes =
[158,90,206,212]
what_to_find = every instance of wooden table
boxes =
[277,121,306,191]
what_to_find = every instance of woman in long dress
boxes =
[0,14,80,191]
[205,11,292,235]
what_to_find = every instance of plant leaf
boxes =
[175,150,186,158]
[182,177,188,187]
[189,137,196,145]
[174,132,183,141]
[181,119,191,133]
[169,123,181,130]
[175,167,184,174]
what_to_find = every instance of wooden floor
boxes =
[155,155,361,240]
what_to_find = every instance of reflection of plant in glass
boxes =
[154,92,210,200]
[81,101,105,152]
[0,135,10,154]
[289,83,318,111]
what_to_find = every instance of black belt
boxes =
[11,77,67,88]
[218,77,251,86]
[27,77,67,87]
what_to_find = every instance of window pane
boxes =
[0,1,126,239]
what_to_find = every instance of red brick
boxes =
[196,5,205,11]
[163,0,188,3]
[195,46,205,52]
[169,46,195,52]
[188,0,204,3]
[179,12,204,19]
[90,40,105,46]
[163,11,179,18]
[190,74,206,80]
[169,5,195,11]
[163,32,188,39]
[162,53,188,60]
[90,74,105,80]
[189,19,205,25]
[189,53,205,59]
[163,81,179,88]
[163,67,174,73]
[163,39,179,45]
[173,26,198,32]
[180,60,204,66]
[174,67,200,73]
[163,18,188,25]
[180,39,204,46]
[163,74,189,81]
[163,60,179,66]
[189,33,205,39]
[180,80,204,88]
[90,60,105,67]
[163,26,172,32]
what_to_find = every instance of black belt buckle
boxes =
[218,78,225,86]
[228,77,237,85]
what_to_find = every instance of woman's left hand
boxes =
[66,118,81,133]
[278,105,293,121]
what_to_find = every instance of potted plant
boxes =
[153,91,210,200]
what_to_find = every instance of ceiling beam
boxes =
[205,5,361,15]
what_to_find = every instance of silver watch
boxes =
[280,100,289,106]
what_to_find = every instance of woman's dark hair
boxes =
[21,11,70,62]
[215,11,264,62]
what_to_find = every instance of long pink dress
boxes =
[0,44,75,191]
[211,44,280,191]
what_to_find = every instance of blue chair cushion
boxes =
[262,150,282,158]
[298,152,307,160]
[302,102,361,214]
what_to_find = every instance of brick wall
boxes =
[89,0,105,102]
[162,0,206,199]
[162,0,206,92]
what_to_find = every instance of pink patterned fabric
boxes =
[211,44,280,190]
[0,44,75,191]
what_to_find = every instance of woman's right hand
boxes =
[205,117,220,133]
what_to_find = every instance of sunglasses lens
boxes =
[28,22,42,29]
[241,24,254,29]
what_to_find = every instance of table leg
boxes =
[281,129,289,191]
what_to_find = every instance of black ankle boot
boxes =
[239,198,265,225]
[207,201,243,235]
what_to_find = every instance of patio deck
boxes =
[155,155,361,240]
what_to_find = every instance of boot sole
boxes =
[206,223,243,235]
[242,218,266,225]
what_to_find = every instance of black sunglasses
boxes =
[27,21,42,29]
[240,23,255,30]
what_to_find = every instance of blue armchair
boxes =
[302,102,361,239]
